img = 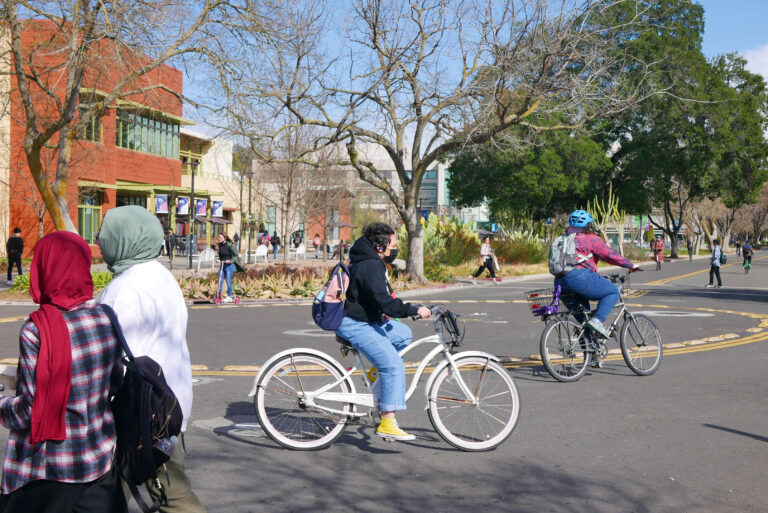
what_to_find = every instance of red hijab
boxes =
[28,231,94,443]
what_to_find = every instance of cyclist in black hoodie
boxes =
[336,222,431,441]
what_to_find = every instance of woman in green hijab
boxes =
[98,205,164,276]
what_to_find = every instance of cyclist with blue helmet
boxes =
[556,209,640,339]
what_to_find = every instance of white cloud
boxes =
[744,43,768,80]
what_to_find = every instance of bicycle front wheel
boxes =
[540,318,591,382]
[620,314,663,376]
[427,357,520,451]
[254,352,353,450]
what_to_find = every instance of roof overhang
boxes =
[80,88,195,125]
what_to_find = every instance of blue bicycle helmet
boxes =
[568,209,594,227]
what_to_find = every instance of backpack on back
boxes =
[101,304,183,513]
[719,251,727,264]
[548,233,591,276]
[312,263,349,331]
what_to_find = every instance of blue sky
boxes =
[698,0,768,77]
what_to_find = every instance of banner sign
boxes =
[212,201,224,217]
[195,198,208,216]
[177,197,189,215]
[155,194,169,214]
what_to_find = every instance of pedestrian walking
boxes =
[706,238,723,288]
[472,236,499,285]
[271,231,281,259]
[97,206,206,513]
[652,235,664,271]
[0,231,126,513]
[313,233,322,259]
[735,241,741,257]
[165,229,177,262]
[686,236,693,262]
[6,227,23,284]
[216,233,243,303]
[233,231,240,252]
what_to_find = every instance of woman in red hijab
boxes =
[0,232,126,512]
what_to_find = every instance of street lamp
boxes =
[187,159,199,270]
[247,170,253,264]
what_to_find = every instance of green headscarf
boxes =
[98,205,164,276]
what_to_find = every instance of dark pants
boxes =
[743,255,752,266]
[473,257,496,279]
[0,465,126,513]
[6,255,21,281]
[709,265,722,286]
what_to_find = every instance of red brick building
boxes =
[1,20,222,257]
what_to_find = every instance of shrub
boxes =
[493,238,548,264]
[9,271,113,292]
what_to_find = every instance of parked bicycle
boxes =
[248,305,520,451]
[525,270,663,383]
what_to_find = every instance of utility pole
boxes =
[247,170,253,264]
[187,160,199,270]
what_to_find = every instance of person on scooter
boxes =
[216,234,243,303]
[555,210,640,339]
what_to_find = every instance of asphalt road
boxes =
[0,253,766,512]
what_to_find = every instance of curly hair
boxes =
[363,222,395,252]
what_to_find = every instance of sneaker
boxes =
[493,279,500,286]
[587,318,611,339]
[472,278,477,285]
[590,360,604,369]
[715,285,722,288]
[376,418,415,441]
[5,280,12,285]
[705,284,715,288]
[222,296,234,303]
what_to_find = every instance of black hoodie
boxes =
[344,236,419,323]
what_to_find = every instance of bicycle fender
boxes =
[247,348,349,397]
[423,351,500,410]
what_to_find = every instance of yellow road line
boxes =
[646,255,768,285]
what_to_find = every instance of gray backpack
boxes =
[548,233,591,276]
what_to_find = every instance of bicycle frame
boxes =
[248,312,499,418]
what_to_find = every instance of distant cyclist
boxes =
[555,210,640,339]
[742,240,753,268]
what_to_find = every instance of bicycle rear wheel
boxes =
[744,262,750,274]
[620,314,663,376]
[540,318,591,382]
[254,352,353,450]
[427,356,519,451]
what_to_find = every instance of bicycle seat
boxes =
[335,335,353,347]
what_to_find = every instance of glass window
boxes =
[116,110,180,158]
[116,194,147,208]
[265,205,277,235]
[77,190,102,244]
[424,169,437,179]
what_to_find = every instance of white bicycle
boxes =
[248,306,520,451]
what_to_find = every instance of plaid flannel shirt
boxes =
[0,300,122,494]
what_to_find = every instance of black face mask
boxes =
[384,248,398,264]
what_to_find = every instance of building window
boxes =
[116,110,179,158]
[265,205,277,235]
[424,169,437,180]
[78,190,102,244]
[79,115,102,143]
[116,194,147,208]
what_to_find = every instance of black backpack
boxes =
[101,305,183,513]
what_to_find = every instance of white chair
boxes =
[193,247,217,271]
[289,243,306,260]
[254,244,268,263]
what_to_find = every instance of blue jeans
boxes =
[555,267,619,323]
[219,262,235,297]
[273,244,279,259]
[335,317,412,412]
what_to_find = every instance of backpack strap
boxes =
[100,304,166,513]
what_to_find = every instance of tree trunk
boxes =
[26,148,76,232]
[405,209,426,283]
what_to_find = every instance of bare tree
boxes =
[216,0,655,281]
[0,0,267,231]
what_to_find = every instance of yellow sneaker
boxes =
[376,418,415,441]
